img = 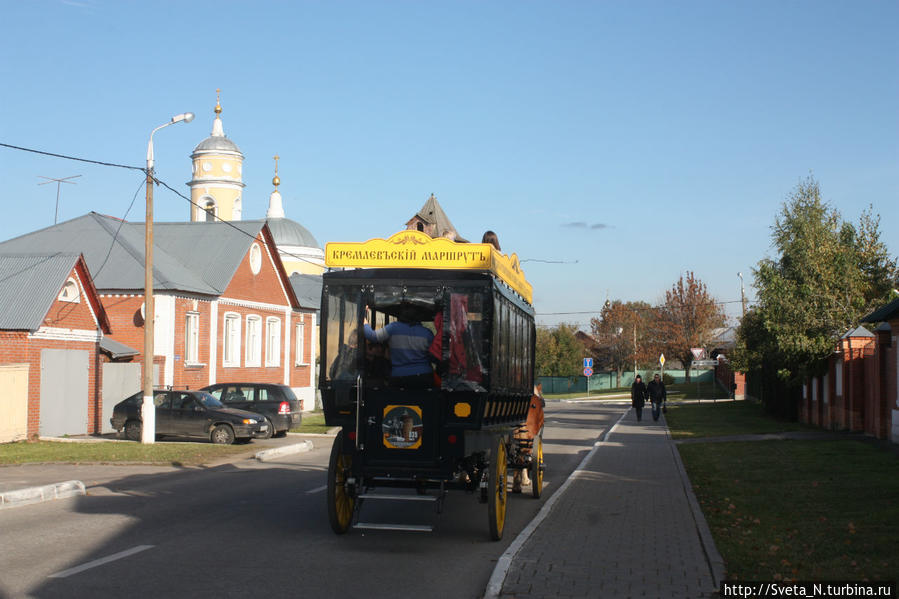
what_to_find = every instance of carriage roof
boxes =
[324,230,533,305]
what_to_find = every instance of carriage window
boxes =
[512,308,521,389]
[324,288,362,382]
[432,290,487,391]
[493,297,510,390]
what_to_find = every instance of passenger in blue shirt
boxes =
[364,309,435,389]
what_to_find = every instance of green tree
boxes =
[733,177,897,412]
[590,300,656,385]
[657,272,726,382]
[535,323,582,377]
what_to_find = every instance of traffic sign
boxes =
[691,348,705,360]
[691,359,717,367]
[583,367,594,377]
[659,353,665,367]
[583,358,593,369]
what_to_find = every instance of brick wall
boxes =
[799,330,894,441]
[222,236,292,306]
[172,297,212,390]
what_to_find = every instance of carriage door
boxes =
[40,349,89,437]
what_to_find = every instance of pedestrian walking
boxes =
[647,373,667,421]
[631,375,647,422]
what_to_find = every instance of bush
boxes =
[662,373,674,385]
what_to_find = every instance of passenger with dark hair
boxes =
[631,374,647,422]
[482,230,500,251]
[364,306,434,389]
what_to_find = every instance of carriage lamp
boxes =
[453,402,472,418]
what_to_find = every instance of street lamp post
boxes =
[141,112,194,444]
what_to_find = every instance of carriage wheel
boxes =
[327,431,356,534]
[487,435,508,541]
[530,434,544,499]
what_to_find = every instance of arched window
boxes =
[200,195,217,222]
[249,243,262,274]
[58,278,80,303]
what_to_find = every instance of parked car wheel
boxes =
[210,424,236,445]
[125,420,142,442]
[273,426,288,438]
[261,417,274,439]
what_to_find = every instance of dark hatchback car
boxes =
[111,389,268,444]
[201,383,303,438]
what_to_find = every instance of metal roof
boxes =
[192,135,242,154]
[407,194,468,242]
[266,217,321,249]
[0,213,268,296]
[840,325,874,339]
[0,253,80,331]
[149,220,263,293]
[862,297,899,323]
[100,336,139,358]
[289,273,322,312]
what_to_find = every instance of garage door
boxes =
[0,364,29,442]
[101,363,142,433]
[40,349,89,437]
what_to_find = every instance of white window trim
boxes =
[249,242,262,274]
[58,277,81,303]
[295,321,307,366]
[245,314,262,367]
[223,312,241,367]
[265,317,281,367]
[185,312,202,366]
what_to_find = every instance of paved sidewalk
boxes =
[490,407,724,599]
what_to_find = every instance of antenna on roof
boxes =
[38,174,81,224]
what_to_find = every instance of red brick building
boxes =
[0,214,317,436]
[797,304,899,444]
[0,253,110,440]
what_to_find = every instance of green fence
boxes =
[539,369,714,395]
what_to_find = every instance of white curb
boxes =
[0,480,86,509]
[254,440,314,462]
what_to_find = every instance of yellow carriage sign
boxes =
[325,230,533,304]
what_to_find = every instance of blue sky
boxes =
[1,0,896,328]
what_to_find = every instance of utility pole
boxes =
[38,175,81,224]
[738,272,746,318]
[633,322,637,378]
[142,112,194,444]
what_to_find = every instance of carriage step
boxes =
[354,522,434,532]
[357,493,438,502]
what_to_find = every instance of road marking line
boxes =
[48,545,154,579]
[305,485,328,494]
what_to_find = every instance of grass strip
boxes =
[679,440,899,581]
[0,440,251,466]
[665,400,811,439]
[290,410,332,434]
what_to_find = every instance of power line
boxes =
[151,174,324,268]
[1,141,324,269]
[537,299,751,317]
[521,258,579,264]
[1,142,144,171]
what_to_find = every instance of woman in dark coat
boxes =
[631,375,647,422]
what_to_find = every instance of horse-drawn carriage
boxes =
[320,231,543,540]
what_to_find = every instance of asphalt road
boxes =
[0,400,629,599]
